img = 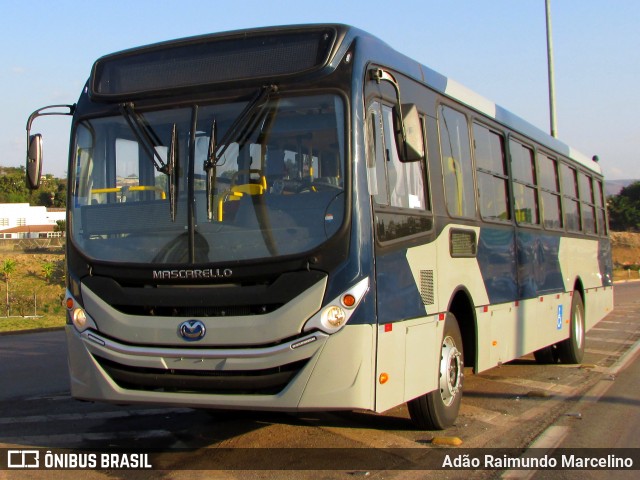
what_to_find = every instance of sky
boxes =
[1,0,638,180]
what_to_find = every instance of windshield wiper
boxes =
[203,84,277,221]
[213,85,277,163]
[120,103,170,174]
[120,103,179,221]
[205,120,217,221]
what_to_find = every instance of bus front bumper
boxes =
[65,323,375,412]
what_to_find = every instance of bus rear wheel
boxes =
[556,293,585,364]
[408,313,464,430]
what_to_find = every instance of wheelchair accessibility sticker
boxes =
[557,305,563,330]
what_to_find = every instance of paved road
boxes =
[0,329,68,401]
[0,282,638,479]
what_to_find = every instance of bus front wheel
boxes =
[408,313,464,430]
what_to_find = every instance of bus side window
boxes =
[381,105,425,209]
[366,102,389,205]
[561,163,581,231]
[438,105,475,218]
[538,153,563,229]
[579,172,597,235]
[366,100,431,242]
[509,139,540,225]
[594,179,607,235]
[367,102,426,210]
[473,122,509,221]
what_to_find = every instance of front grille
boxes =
[82,270,326,317]
[95,356,308,395]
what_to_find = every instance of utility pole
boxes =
[546,0,558,138]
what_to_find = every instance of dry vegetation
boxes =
[611,231,640,281]
[611,231,640,265]
[0,251,66,332]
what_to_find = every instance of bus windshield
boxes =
[70,94,346,265]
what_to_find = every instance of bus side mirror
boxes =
[26,134,43,190]
[394,103,424,162]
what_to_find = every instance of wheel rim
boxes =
[574,303,584,349]
[439,335,463,406]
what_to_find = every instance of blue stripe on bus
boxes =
[374,228,582,324]
[516,231,563,297]
[476,228,518,304]
[476,227,564,304]
[375,248,425,324]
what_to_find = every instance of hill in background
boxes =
[606,179,639,197]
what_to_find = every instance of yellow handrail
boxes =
[91,185,166,200]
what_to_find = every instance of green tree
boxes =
[2,259,17,317]
[0,167,30,203]
[608,181,640,231]
[0,166,66,207]
[55,219,66,235]
[42,261,55,284]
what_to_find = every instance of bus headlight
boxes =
[65,290,97,332]
[70,306,97,332]
[304,277,369,334]
[72,308,88,330]
[322,306,347,329]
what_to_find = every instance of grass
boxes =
[0,251,66,333]
[0,315,66,333]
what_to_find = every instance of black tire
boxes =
[556,293,585,364]
[408,313,464,430]
[533,345,558,364]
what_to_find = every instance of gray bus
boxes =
[26,24,613,429]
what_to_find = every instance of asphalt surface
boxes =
[0,281,638,479]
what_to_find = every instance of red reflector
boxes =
[483,306,489,313]
[438,313,445,321]
[384,324,393,332]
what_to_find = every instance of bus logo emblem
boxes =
[178,320,206,341]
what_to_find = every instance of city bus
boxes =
[26,24,613,429]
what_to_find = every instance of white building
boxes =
[0,203,65,239]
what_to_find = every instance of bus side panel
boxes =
[374,316,439,412]
[514,230,564,298]
[583,286,615,331]
[476,292,572,369]
[406,224,490,315]
[374,239,440,413]
[558,236,613,330]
